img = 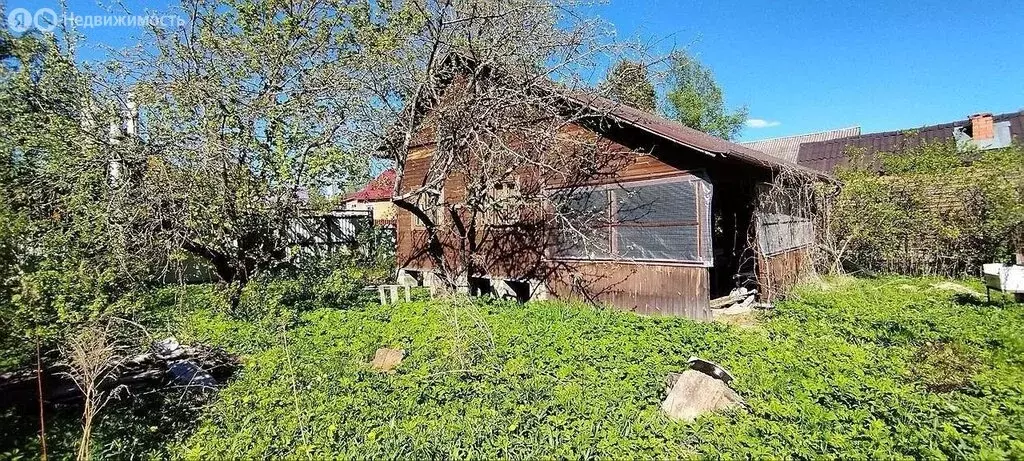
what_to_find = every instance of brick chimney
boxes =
[969,113,994,140]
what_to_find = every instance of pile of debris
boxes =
[0,337,237,408]
[710,287,772,316]
[711,287,757,309]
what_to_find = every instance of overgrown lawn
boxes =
[170,276,1024,458]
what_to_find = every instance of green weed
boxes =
[169,276,1024,459]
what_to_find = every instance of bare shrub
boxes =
[436,295,495,371]
[746,167,831,299]
[59,323,135,461]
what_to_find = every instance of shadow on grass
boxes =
[1,386,215,459]
[953,291,1022,307]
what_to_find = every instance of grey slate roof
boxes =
[741,126,861,163]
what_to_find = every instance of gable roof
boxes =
[392,55,827,178]
[343,169,396,202]
[798,111,1024,172]
[563,92,828,177]
[742,126,861,163]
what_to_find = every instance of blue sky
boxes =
[7,0,1024,141]
[586,0,1024,140]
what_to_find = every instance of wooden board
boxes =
[757,246,813,301]
[548,262,711,319]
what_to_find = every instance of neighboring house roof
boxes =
[344,169,396,202]
[741,127,861,163]
[562,92,828,177]
[798,111,1024,172]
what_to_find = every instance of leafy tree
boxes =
[0,30,89,271]
[602,59,656,112]
[664,50,747,140]
[0,27,140,371]
[103,0,421,295]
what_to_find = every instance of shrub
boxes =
[233,256,384,320]
[829,141,1024,276]
[1,261,148,369]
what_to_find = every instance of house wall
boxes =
[344,200,397,222]
[546,262,711,319]
[394,125,731,319]
[371,201,397,222]
[343,200,372,212]
[757,246,814,301]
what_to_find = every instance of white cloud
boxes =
[745,118,781,128]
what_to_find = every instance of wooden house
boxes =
[391,80,822,320]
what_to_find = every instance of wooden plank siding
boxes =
[547,262,711,319]
[757,246,814,301]
[394,121,720,319]
[392,104,800,319]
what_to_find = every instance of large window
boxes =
[557,176,713,265]
[557,189,612,259]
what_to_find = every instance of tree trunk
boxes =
[393,198,458,291]
[180,240,237,283]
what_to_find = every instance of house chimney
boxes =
[969,113,994,140]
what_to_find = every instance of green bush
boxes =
[1,261,147,369]
[169,276,1024,459]
[830,141,1024,276]
[233,257,385,321]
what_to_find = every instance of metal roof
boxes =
[797,111,1024,173]
[394,54,829,178]
[564,92,828,177]
[742,127,861,163]
[343,169,396,202]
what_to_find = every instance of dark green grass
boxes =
[166,276,1024,459]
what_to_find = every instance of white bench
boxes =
[375,284,411,304]
[982,264,1024,302]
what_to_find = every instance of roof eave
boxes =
[601,108,833,180]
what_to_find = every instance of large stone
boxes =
[661,369,745,422]
[370,348,405,373]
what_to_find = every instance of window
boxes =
[615,180,706,261]
[556,176,712,264]
[411,190,443,229]
[555,188,611,259]
[485,180,522,226]
[755,185,814,256]
[757,214,813,255]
